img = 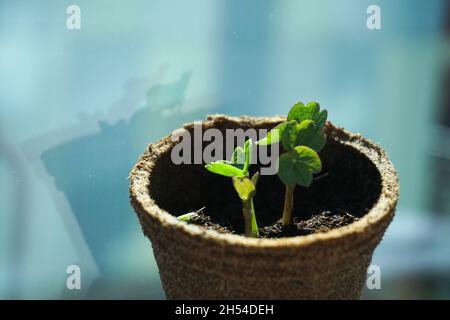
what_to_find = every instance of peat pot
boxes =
[129,115,399,299]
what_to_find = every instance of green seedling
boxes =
[258,101,328,226]
[177,207,206,222]
[204,139,260,237]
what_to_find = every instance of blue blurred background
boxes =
[1,0,450,299]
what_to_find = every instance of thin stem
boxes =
[250,199,259,237]
[243,199,259,237]
[242,200,253,237]
[282,184,295,226]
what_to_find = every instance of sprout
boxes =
[177,207,206,222]
[177,101,327,236]
[258,102,327,226]
[204,139,260,237]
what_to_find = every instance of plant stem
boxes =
[250,199,259,237]
[243,199,259,237]
[282,184,295,226]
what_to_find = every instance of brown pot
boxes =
[129,115,399,299]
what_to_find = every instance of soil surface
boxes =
[187,209,358,238]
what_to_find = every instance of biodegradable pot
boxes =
[129,115,399,299]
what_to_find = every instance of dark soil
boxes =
[187,208,358,238]
[187,211,231,234]
[149,123,382,239]
[259,210,358,238]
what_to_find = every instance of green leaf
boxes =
[231,146,245,170]
[287,101,319,122]
[294,119,327,152]
[231,146,245,164]
[287,101,307,122]
[282,120,324,151]
[281,120,298,151]
[257,123,286,145]
[243,139,252,175]
[287,101,328,132]
[315,109,328,131]
[294,146,322,174]
[205,160,244,177]
[232,176,256,201]
[277,153,299,186]
[294,162,314,187]
[177,212,196,222]
[250,171,260,186]
[277,146,322,187]
[294,119,316,147]
[302,101,320,121]
[307,132,327,152]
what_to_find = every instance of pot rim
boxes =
[129,115,399,249]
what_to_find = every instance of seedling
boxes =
[258,101,328,226]
[204,139,260,237]
[177,207,206,222]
